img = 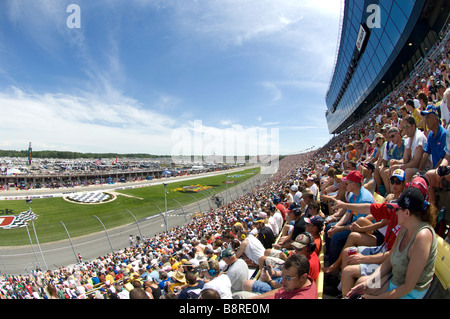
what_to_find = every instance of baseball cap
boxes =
[220,248,235,258]
[341,170,363,184]
[396,187,425,212]
[390,169,405,181]
[254,211,268,223]
[408,176,429,197]
[291,233,312,250]
[420,104,439,117]
[290,185,298,192]
[305,215,324,229]
[362,162,375,172]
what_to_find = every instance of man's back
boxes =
[202,274,233,299]
[226,258,249,293]
[244,235,266,265]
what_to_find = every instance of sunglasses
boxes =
[281,274,297,281]
[389,134,396,139]
[390,178,403,185]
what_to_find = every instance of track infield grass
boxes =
[0,167,260,246]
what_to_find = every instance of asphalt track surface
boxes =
[0,165,272,275]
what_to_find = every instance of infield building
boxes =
[325,0,450,134]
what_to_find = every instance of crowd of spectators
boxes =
[1,33,450,302]
[0,152,321,300]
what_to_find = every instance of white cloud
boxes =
[0,87,177,154]
[0,86,285,156]
[171,1,306,46]
[219,120,233,126]
[159,0,341,98]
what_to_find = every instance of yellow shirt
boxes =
[105,274,115,284]
[413,109,423,130]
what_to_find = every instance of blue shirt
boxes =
[158,278,170,290]
[424,125,447,168]
[92,277,100,285]
[348,186,375,223]
[387,139,405,166]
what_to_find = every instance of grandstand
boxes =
[326,0,450,134]
[1,0,449,301]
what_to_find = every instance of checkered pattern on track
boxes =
[67,192,111,203]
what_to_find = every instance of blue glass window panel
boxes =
[368,63,377,82]
[351,19,359,37]
[354,0,364,14]
[396,0,416,18]
[366,38,376,58]
[372,22,383,40]
[375,42,389,65]
[380,32,394,57]
[390,1,408,33]
[371,53,383,74]
[378,3,390,29]
[380,0,394,13]
[385,18,401,47]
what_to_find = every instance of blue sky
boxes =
[0,0,341,156]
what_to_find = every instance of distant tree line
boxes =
[0,149,170,159]
[0,150,284,161]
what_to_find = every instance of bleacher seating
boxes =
[424,236,450,299]
[316,232,325,299]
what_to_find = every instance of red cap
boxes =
[341,170,363,184]
[409,176,428,197]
